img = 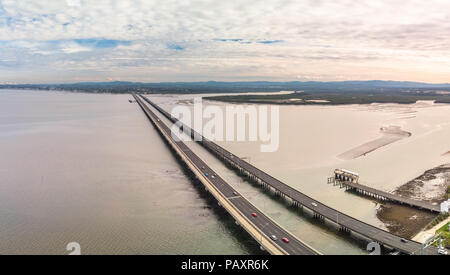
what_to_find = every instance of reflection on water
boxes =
[0,90,259,255]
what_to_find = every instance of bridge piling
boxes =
[328,173,440,213]
[140,95,440,255]
[133,94,320,255]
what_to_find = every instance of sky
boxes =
[1,0,450,84]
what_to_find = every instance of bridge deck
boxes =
[334,179,441,213]
[140,94,439,255]
[133,94,319,255]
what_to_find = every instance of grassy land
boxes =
[436,222,450,248]
[426,213,450,230]
[206,92,450,105]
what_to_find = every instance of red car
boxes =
[282,237,290,243]
[251,213,258,217]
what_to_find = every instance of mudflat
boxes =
[337,125,411,160]
[377,164,450,237]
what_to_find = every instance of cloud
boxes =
[66,0,81,7]
[1,0,450,83]
[60,42,92,54]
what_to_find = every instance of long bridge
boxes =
[328,176,441,213]
[132,94,319,255]
[139,94,440,255]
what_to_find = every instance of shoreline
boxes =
[412,217,450,244]
[394,164,450,204]
[376,164,450,238]
[205,93,450,105]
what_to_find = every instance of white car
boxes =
[311,202,318,207]
[438,248,448,255]
[270,235,278,241]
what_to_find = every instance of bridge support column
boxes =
[339,226,350,234]
[313,213,324,221]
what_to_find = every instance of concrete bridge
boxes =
[139,94,440,255]
[132,94,319,255]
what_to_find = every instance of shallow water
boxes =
[147,93,450,248]
[1,90,448,255]
[0,90,259,255]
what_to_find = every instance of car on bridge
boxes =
[438,248,448,255]
[282,237,290,243]
[251,213,258,217]
[270,235,278,241]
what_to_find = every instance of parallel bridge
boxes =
[133,94,319,255]
[139,94,440,255]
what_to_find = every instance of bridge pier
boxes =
[135,94,314,255]
[339,226,351,234]
[328,174,440,214]
[140,95,440,255]
[313,213,324,221]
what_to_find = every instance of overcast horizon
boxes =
[2,1,450,84]
[3,79,450,86]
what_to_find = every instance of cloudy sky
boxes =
[1,0,450,83]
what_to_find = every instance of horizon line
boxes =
[2,79,450,86]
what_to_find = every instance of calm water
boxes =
[3,90,447,255]
[0,90,260,255]
[145,93,450,254]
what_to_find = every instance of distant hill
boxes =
[2,80,450,94]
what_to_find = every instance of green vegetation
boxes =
[436,221,450,248]
[3,80,450,97]
[206,92,450,105]
[427,213,450,230]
